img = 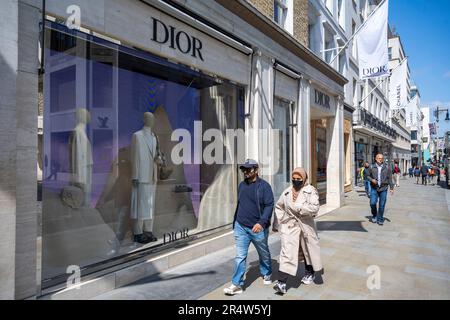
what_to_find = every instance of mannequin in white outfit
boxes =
[69,108,93,207]
[130,112,162,244]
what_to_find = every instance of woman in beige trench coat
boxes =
[272,167,322,294]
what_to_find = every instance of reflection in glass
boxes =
[69,108,93,206]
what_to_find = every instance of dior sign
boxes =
[151,17,204,61]
[362,65,389,78]
[163,228,189,244]
[314,89,331,109]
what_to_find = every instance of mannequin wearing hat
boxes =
[130,112,162,244]
[69,108,93,206]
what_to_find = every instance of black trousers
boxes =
[422,175,427,185]
[278,263,314,283]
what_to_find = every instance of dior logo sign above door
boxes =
[151,17,204,61]
[314,90,331,109]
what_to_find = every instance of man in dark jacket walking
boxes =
[421,164,429,185]
[408,167,413,178]
[363,162,371,198]
[224,159,274,295]
[369,154,394,226]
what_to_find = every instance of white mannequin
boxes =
[130,112,162,243]
[69,108,93,206]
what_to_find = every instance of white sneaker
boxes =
[223,284,243,295]
[301,273,315,285]
[273,281,287,294]
[263,274,272,285]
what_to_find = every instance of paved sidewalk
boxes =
[94,177,450,300]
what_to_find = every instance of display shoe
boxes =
[134,233,151,244]
[143,231,158,242]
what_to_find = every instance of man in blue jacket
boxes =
[224,159,274,295]
[421,163,429,185]
[363,162,372,198]
[369,154,395,226]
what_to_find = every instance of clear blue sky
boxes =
[389,0,450,136]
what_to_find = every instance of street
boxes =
[93,176,450,300]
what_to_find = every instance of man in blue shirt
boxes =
[223,159,274,295]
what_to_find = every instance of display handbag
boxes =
[155,135,173,180]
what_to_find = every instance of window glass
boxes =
[41,22,245,284]
[274,0,287,27]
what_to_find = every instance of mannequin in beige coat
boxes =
[130,112,162,244]
[272,167,322,294]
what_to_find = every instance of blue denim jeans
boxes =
[370,188,388,223]
[364,180,371,197]
[232,221,272,287]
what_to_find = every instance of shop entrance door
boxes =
[311,119,327,204]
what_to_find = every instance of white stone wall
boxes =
[0,0,40,300]
[0,0,19,300]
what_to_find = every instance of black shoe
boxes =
[143,231,158,242]
[377,221,384,226]
[134,234,151,244]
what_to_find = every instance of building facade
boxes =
[307,0,395,187]
[421,107,432,163]
[0,0,347,299]
[307,0,356,193]
[409,85,423,167]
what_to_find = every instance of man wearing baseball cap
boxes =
[223,159,275,295]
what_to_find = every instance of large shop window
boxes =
[40,22,245,284]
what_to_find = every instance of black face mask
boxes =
[292,180,304,188]
[243,169,256,182]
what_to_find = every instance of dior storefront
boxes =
[0,0,347,299]
[39,0,253,292]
